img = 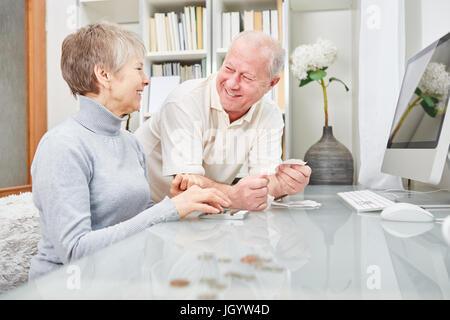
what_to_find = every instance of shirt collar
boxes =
[73,95,125,136]
[210,72,260,125]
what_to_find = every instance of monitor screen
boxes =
[387,32,450,149]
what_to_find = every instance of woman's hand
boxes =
[171,185,232,218]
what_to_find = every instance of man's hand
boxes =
[171,173,272,212]
[230,175,270,211]
[170,174,213,197]
[274,164,311,197]
[171,185,231,218]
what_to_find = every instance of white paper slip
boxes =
[148,76,180,114]
[271,200,321,208]
[199,209,249,220]
[264,195,275,211]
[281,159,307,166]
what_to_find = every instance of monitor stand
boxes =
[395,150,450,208]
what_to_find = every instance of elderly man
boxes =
[135,31,311,211]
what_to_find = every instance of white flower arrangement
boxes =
[389,61,449,142]
[290,38,349,126]
[291,38,337,81]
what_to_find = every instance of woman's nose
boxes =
[143,74,150,86]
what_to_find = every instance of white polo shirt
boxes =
[134,73,284,202]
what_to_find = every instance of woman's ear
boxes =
[93,65,111,89]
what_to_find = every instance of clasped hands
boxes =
[170,163,311,212]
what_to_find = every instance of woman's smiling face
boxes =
[108,55,149,117]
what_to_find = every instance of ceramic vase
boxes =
[304,126,354,185]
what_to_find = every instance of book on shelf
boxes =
[270,10,278,40]
[243,10,254,31]
[170,12,180,51]
[222,12,231,48]
[201,57,207,78]
[230,12,240,42]
[254,11,262,31]
[151,63,162,77]
[164,15,172,51]
[202,7,207,53]
[181,11,190,50]
[154,13,167,52]
[262,10,270,36]
[149,17,157,52]
[190,6,197,50]
[277,0,286,110]
[196,6,203,50]
[148,6,205,53]
[178,20,185,51]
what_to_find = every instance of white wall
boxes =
[46,1,143,132]
[289,9,354,160]
[405,0,450,61]
[46,0,79,130]
[420,0,450,49]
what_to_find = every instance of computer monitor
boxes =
[381,31,450,206]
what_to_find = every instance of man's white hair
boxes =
[228,30,285,79]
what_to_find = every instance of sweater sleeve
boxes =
[132,133,156,209]
[32,135,180,265]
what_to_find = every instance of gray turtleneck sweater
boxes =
[28,95,180,280]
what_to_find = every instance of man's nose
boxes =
[227,73,240,89]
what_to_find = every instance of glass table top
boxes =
[2,185,450,300]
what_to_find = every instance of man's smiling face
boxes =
[216,40,274,122]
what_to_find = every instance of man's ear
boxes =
[93,65,111,89]
[270,76,280,88]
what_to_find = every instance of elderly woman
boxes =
[28,22,230,280]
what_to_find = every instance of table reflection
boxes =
[3,186,449,300]
[381,220,450,299]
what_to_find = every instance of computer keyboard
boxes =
[337,190,395,212]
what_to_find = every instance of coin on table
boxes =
[200,277,215,284]
[271,266,284,272]
[198,293,217,300]
[225,271,255,281]
[198,253,214,260]
[170,279,190,287]
[240,254,260,264]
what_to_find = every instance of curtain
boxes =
[357,0,405,189]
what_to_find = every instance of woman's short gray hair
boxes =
[230,30,285,79]
[61,22,146,97]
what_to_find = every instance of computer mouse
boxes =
[380,202,434,222]
[381,220,434,238]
